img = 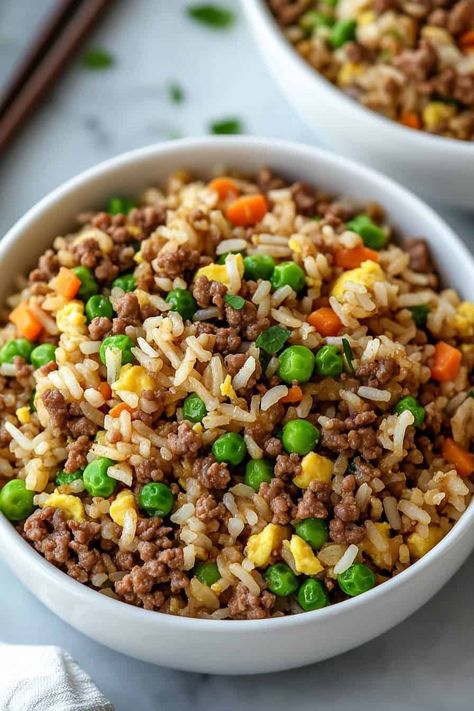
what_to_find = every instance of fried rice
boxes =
[268,0,474,140]
[0,167,473,620]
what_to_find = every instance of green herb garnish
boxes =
[168,82,185,104]
[256,326,291,355]
[187,4,234,28]
[469,390,474,399]
[224,294,246,310]
[83,48,115,70]
[342,338,355,373]
[409,304,430,329]
[209,118,243,135]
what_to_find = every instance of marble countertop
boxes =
[0,1,473,708]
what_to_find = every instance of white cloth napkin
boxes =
[0,644,114,711]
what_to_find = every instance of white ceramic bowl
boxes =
[1,137,473,675]
[242,0,474,210]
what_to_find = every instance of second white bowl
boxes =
[243,0,474,210]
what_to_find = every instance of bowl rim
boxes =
[1,135,473,632]
[242,0,474,154]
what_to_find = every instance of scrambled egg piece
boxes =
[338,62,363,86]
[194,253,244,288]
[358,10,375,24]
[453,301,474,338]
[56,301,87,334]
[331,260,385,299]
[112,364,154,394]
[42,491,84,522]
[109,490,136,527]
[220,374,237,400]
[245,523,289,567]
[407,526,444,559]
[423,102,456,131]
[134,251,143,264]
[293,452,333,488]
[284,535,324,575]
[363,522,391,569]
[16,406,30,424]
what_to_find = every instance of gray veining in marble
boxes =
[0,1,473,709]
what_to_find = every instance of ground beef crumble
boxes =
[228,582,276,620]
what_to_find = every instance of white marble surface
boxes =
[0,0,473,708]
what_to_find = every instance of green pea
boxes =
[30,343,56,369]
[346,214,386,250]
[297,578,330,611]
[182,393,207,423]
[99,334,134,366]
[409,304,429,329]
[0,479,35,521]
[299,10,334,32]
[194,561,220,587]
[85,295,114,322]
[271,262,306,293]
[0,338,34,364]
[72,266,99,300]
[282,419,320,455]
[315,345,343,377]
[244,459,274,492]
[293,518,329,550]
[243,254,275,280]
[83,458,117,498]
[55,470,83,487]
[393,395,425,427]
[278,345,315,385]
[330,18,357,49]
[139,482,175,517]
[212,432,246,466]
[107,196,136,215]
[165,289,197,321]
[265,563,299,597]
[337,563,375,597]
[112,273,137,292]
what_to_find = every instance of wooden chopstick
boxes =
[0,0,82,119]
[0,0,114,155]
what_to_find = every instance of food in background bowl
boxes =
[0,166,473,621]
[267,0,474,140]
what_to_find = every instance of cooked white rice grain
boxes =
[232,356,256,391]
[333,544,359,575]
[261,384,288,411]
[357,386,391,402]
[398,499,431,525]
[228,563,260,596]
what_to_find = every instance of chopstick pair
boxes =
[0,0,113,155]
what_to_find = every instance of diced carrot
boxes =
[109,402,132,418]
[401,112,421,130]
[334,245,379,270]
[226,194,268,227]
[442,438,474,478]
[460,29,474,50]
[9,302,42,340]
[308,307,342,337]
[431,341,462,382]
[281,385,304,404]
[208,177,240,201]
[55,267,81,299]
[99,382,112,401]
